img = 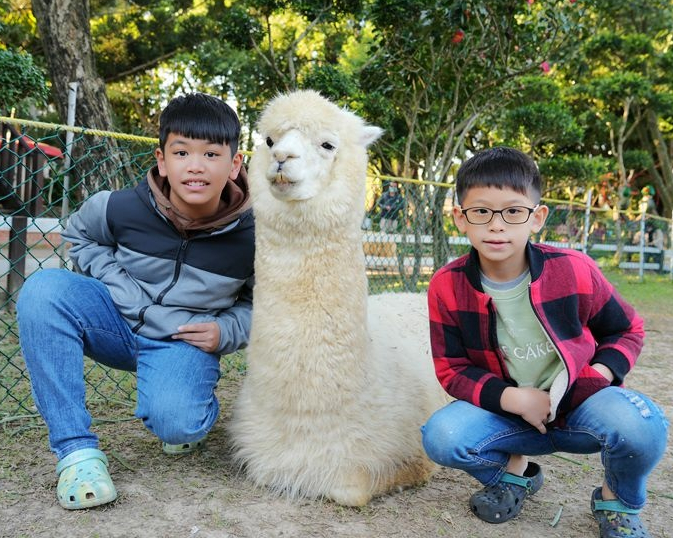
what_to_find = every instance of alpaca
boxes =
[229,90,448,507]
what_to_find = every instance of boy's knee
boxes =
[421,414,462,466]
[17,270,50,306]
[137,397,218,444]
[17,269,71,312]
[603,389,669,458]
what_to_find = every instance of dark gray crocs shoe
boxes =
[591,487,652,538]
[470,462,544,524]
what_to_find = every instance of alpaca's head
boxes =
[248,90,382,227]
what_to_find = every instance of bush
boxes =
[0,49,49,115]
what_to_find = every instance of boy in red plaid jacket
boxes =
[421,147,668,537]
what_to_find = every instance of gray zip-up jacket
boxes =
[63,177,255,355]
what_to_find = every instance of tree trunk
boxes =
[643,109,673,216]
[31,0,133,199]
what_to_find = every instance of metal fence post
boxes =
[582,188,592,254]
[58,82,78,267]
[638,197,648,281]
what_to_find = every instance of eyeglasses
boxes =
[460,205,539,225]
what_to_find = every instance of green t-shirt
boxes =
[482,271,564,390]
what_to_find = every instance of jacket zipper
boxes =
[157,239,188,304]
[133,239,189,332]
[486,296,511,381]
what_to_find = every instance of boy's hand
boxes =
[591,363,615,383]
[173,322,221,353]
[501,386,551,434]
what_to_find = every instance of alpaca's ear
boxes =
[360,125,384,148]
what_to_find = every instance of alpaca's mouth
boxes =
[271,172,295,186]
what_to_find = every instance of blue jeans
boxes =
[16,269,222,460]
[421,388,668,510]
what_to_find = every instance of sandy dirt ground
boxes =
[1,312,671,538]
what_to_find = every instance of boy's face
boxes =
[453,186,548,280]
[155,133,242,219]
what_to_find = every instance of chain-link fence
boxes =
[1,117,156,423]
[2,116,671,423]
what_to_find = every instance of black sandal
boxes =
[469,462,544,524]
[591,487,652,538]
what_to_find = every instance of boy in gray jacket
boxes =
[17,93,255,510]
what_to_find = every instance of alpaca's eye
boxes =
[266,137,274,148]
[321,142,335,151]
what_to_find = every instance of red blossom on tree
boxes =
[451,30,465,44]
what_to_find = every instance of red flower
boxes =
[540,61,551,73]
[452,30,465,44]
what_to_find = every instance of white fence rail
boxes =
[362,231,671,276]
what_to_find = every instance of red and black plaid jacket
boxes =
[428,242,644,424]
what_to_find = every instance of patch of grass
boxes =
[222,350,247,375]
[600,268,673,313]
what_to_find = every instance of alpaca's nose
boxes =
[272,148,297,163]
[271,131,301,163]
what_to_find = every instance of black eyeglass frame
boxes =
[459,204,540,225]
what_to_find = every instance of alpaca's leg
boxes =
[327,455,436,506]
[392,456,437,489]
[372,456,437,499]
[326,468,374,507]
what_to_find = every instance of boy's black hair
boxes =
[455,147,541,204]
[159,93,240,156]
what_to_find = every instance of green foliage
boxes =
[500,76,583,153]
[205,3,262,50]
[0,49,49,114]
[583,32,653,68]
[248,0,365,20]
[362,0,582,167]
[623,149,653,171]
[539,155,608,197]
[590,0,673,34]
[554,0,673,216]
[513,76,562,103]
[0,0,41,53]
[589,72,652,102]
[92,0,211,80]
[299,64,359,103]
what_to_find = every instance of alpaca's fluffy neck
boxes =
[254,217,367,305]
[250,203,370,393]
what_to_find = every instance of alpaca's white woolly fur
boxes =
[229,90,448,506]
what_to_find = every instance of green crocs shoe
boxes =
[162,435,207,455]
[591,487,652,538]
[56,448,117,510]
